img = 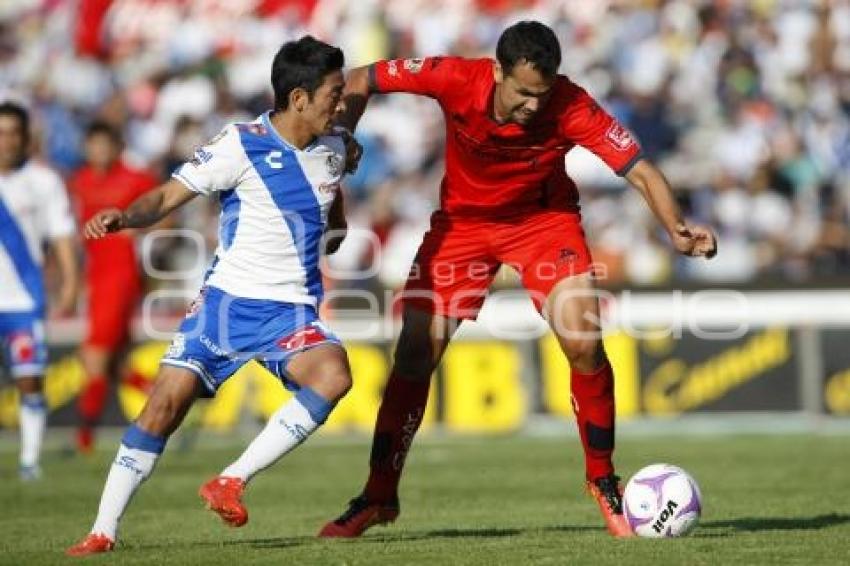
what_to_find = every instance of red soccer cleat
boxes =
[66,533,115,556]
[318,494,400,538]
[199,476,248,527]
[587,474,634,538]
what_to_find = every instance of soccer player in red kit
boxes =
[319,21,717,538]
[69,122,158,453]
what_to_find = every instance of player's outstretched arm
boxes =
[83,178,197,240]
[625,158,717,259]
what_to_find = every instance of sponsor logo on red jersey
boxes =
[605,123,636,151]
[403,58,425,74]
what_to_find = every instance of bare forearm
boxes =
[84,179,196,239]
[626,159,684,236]
[626,158,718,258]
[52,236,78,313]
[123,190,168,228]
[125,179,196,229]
[338,66,372,131]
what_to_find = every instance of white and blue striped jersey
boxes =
[0,161,75,313]
[172,112,346,307]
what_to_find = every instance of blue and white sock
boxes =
[221,387,335,482]
[19,393,46,471]
[91,424,166,540]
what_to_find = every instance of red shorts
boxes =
[85,276,140,350]
[403,209,593,319]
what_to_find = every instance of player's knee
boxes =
[312,358,353,402]
[562,339,605,372]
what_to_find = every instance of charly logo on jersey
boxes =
[605,123,636,151]
[265,150,283,169]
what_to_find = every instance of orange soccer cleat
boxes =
[587,474,634,538]
[318,494,400,538]
[199,476,248,527]
[66,533,115,556]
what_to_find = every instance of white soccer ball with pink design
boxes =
[623,464,702,537]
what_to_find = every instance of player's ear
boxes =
[290,87,308,112]
[493,61,504,84]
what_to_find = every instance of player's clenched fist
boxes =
[84,208,126,239]
[671,222,717,259]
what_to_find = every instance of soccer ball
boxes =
[623,464,702,538]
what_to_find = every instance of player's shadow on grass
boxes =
[703,513,850,533]
[226,524,599,549]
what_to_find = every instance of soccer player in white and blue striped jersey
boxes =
[68,36,357,556]
[0,101,78,481]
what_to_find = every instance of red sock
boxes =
[78,375,109,425]
[364,371,431,503]
[570,361,616,481]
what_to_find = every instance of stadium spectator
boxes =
[69,121,158,454]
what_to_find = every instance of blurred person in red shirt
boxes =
[69,122,158,454]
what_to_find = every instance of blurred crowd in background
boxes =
[2,0,849,312]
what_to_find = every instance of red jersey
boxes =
[70,160,158,279]
[370,56,642,217]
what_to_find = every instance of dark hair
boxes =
[85,120,122,144]
[496,21,561,77]
[271,35,344,110]
[0,101,30,140]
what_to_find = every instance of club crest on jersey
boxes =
[326,153,344,177]
[387,59,399,77]
[557,247,577,264]
[403,58,425,74]
[9,332,35,363]
[605,123,635,151]
[278,325,327,351]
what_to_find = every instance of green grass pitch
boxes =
[2,434,849,565]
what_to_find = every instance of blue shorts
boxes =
[161,286,342,396]
[0,311,47,378]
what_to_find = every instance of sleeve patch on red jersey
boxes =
[605,123,636,151]
[403,58,425,74]
[387,59,398,77]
